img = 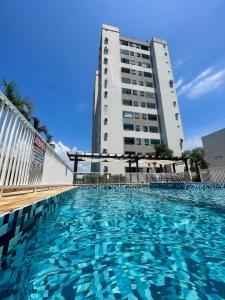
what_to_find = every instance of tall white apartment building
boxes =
[92,24,185,173]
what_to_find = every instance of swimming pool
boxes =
[1,186,225,299]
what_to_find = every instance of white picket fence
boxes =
[0,91,73,186]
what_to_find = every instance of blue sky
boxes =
[1,0,225,154]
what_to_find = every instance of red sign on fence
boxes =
[30,134,46,175]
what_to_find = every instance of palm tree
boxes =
[154,144,174,158]
[1,79,53,144]
[46,133,53,144]
[1,79,33,121]
[188,147,208,174]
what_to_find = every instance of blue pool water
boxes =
[2,187,225,299]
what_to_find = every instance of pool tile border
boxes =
[0,189,75,263]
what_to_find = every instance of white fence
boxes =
[200,167,225,183]
[74,172,191,185]
[0,91,73,186]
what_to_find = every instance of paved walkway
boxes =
[0,187,74,215]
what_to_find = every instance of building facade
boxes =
[201,128,225,183]
[92,24,185,173]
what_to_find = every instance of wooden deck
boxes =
[0,186,74,215]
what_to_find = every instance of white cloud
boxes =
[174,56,191,69]
[177,66,225,98]
[53,141,91,172]
[186,136,203,150]
[175,78,183,89]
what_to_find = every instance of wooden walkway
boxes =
[0,186,74,215]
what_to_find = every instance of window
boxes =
[123,99,132,106]
[136,138,141,145]
[180,138,183,150]
[124,124,134,131]
[141,102,146,108]
[140,91,145,97]
[104,37,108,45]
[122,88,132,95]
[104,105,108,112]
[144,139,149,145]
[143,126,148,132]
[104,68,108,74]
[104,47,108,54]
[130,42,134,47]
[104,79,108,88]
[135,125,140,131]
[175,113,179,120]
[134,101,138,107]
[104,58,108,64]
[104,133,108,141]
[138,62,142,66]
[123,111,133,118]
[104,166,108,173]
[104,118,108,125]
[133,90,137,95]
[130,51,134,56]
[121,49,129,55]
[137,53,141,57]
[136,44,141,49]
[121,67,130,74]
[165,52,168,56]
[169,80,174,88]
[134,112,139,119]
[147,102,156,109]
[142,63,151,68]
[151,139,161,145]
[149,126,159,133]
[145,82,153,87]
[142,54,150,59]
[122,77,131,84]
[139,81,144,86]
[142,113,147,120]
[124,137,135,145]
[121,58,129,64]
[141,45,149,51]
[120,40,129,46]
[173,101,177,107]
[144,72,152,78]
[130,60,135,65]
[103,148,107,153]
[148,114,157,121]
[131,69,136,75]
[139,71,143,76]
[104,91,108,98]
[132,80,137,85]
[145,92,155,99]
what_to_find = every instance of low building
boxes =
[201,128,225,182]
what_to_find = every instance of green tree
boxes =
[1,79,53,143]
[154,144,174,158]
[1,79,33,121]
[188,147,208,174]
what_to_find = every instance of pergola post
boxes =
[184,159,189,171]
[73,155,78,184]
[136,159,139,183]
[172,163,176,173]
[128,160,132,183]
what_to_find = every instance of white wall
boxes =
[151,38,185,157]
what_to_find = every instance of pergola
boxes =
[67,152,189,183]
